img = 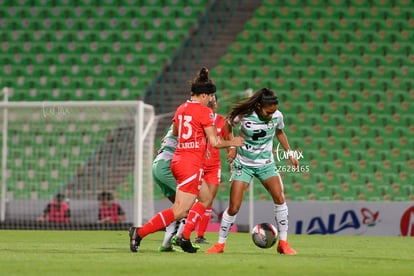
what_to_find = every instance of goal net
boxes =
[0,88,156,229]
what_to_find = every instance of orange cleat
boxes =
[277,240,297,255]
[205,243,225,254]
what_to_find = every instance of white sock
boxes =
[162,220,179,247]
[176,217,186,238]
[218,208,237,244]
[274,203,289,241]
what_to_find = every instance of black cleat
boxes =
[129,227,142,253]
[179,237,197,253]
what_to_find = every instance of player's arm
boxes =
[224,118,237,162]
[275,129,298,168]
[224,118,234,140]
[204,126,244,149]
[172,122,178,137]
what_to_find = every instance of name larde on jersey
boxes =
[178,141,201,149]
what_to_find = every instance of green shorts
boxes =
[152,159,176,198]
[230,160,280,183]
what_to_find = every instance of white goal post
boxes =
[0,87,156,229]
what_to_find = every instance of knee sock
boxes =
[274,203,289,241]
[138,209,175,238]
[218,208,236,244]
[197,207,212,237]
[162,219,180,247]
[181,202,206,240]
[176,217,186,238]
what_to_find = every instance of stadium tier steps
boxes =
[212,0,414,202]
[0,0,209,101]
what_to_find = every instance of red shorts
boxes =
[171,160,203,195]
[203,167,221,185]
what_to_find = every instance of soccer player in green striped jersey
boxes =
[206,88,298,255]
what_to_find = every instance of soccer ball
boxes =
[251,223,278,249]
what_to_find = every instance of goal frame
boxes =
[0,87,155,227]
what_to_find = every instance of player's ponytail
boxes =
[190,67,216,95]
[198,67,209,82]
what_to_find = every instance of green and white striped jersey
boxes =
[234,110,285,168]
[154,125,177,162]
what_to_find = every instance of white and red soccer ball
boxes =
[251,222,278,249]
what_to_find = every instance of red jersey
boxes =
[204,113,226,169]
[171,100,214,194]
[172,100,214,168]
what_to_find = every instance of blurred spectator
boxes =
[37,193,71,223]
[97,191,126,223]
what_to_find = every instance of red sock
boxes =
[197,207,212,237]
[138,209,175,238]
[181,202,206,240]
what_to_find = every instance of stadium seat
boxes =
[0,0,210,104]
[2,0,413,202]
[209,0,414,202]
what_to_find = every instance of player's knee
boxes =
[227,206,240,216]
[173,210,188,220]
[273,194,285,205]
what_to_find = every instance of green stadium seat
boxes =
[3,0,413,202]
[210,0,414,202]
[1,0,210,105]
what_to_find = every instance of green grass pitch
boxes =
[0,230,413,275]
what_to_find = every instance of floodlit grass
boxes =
[0,230,413,275]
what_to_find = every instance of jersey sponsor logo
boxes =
[235,165,242,176]
[243,143,269,152]
[252,129,267,140]
[245,121,253,129]
[266,120,274,129]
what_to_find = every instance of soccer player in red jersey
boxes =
[129,67,244,253]
[195,94,226,244]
